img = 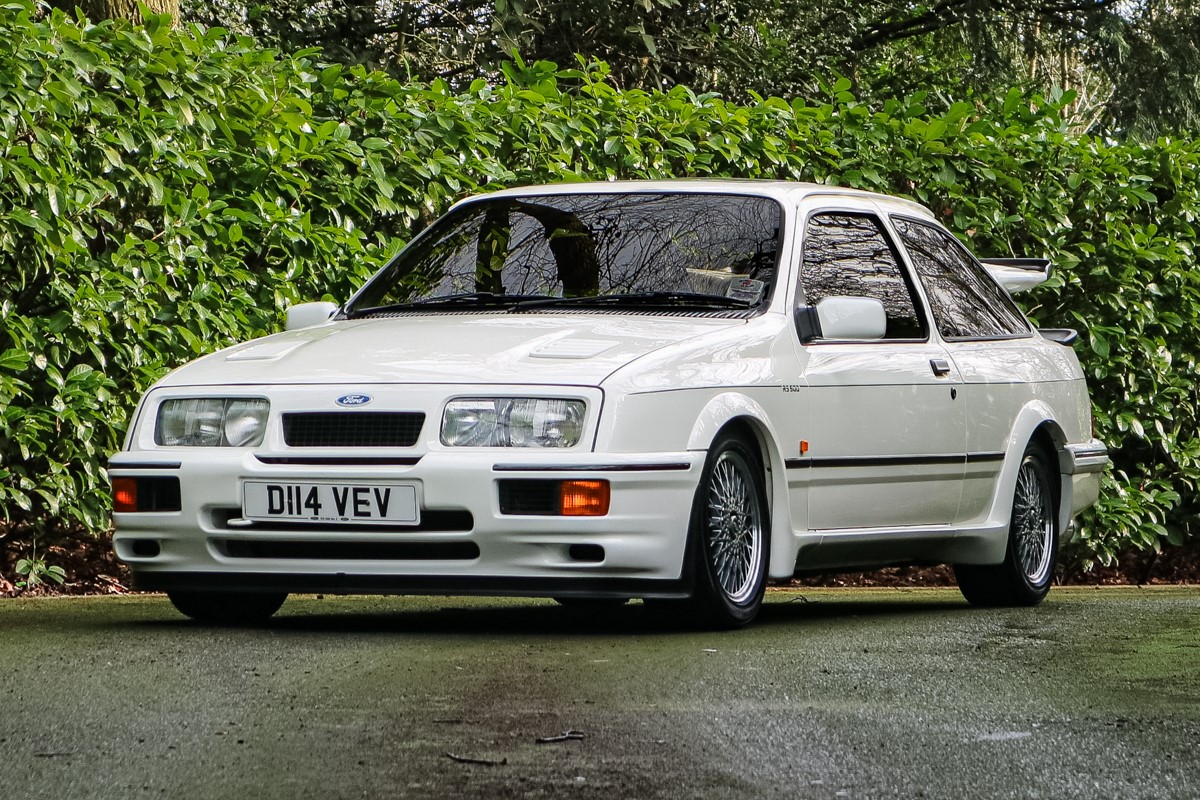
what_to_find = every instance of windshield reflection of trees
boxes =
[370,193,781,305]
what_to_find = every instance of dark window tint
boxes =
[348,193,781,311]
[799,213,926,339]
[892,218,1030,339]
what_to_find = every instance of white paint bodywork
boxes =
[112,180,1106,597]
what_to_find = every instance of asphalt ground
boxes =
[0,587,1197,799]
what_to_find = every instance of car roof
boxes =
[470,179,937,220]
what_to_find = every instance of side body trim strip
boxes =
[785,452,1005,470]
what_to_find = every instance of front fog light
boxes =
[441,398,585,447]
[156,398,270,447]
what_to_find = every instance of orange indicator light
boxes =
[113,477,138,513]
[800,440,810,455]
[559,480,610,516]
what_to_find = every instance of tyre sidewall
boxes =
[1004,446,1059,602]
[689,434,769,627]
[168,590,287,624]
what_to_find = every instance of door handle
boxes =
[930,358,951,377]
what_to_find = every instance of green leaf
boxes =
[1003,87,1023,115]
[0,350,31,371]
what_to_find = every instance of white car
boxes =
[110,181,1108,627]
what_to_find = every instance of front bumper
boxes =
[110,450,704,597]
[131,571,693,599]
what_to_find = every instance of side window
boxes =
[799,213,927,340]
[892,217,1031,339]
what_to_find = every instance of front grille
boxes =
[282,412,425,447]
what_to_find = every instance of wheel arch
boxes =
[987,402,1073,544]
[686,393,795,579]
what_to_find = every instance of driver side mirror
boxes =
[795,296,887,343]
[285,301,339,331]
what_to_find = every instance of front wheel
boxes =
[685,433,769,628]
[167,591,288,624]
[955,443,1058,607]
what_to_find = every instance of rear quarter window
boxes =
[891,217,1030,339]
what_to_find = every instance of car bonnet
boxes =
[155,313,746,388]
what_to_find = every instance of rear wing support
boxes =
[979,258,1051,295]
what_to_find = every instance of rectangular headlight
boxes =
[155,398,270,447]
[441,398,585,448]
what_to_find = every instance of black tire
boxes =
[684,433,770,628]
[167,590,288,624]
[955,442,1058,607]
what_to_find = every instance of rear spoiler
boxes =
[979,258,1051,295]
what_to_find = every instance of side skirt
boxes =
[793,521,1010,572]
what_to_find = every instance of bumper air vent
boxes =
[498,479,560,515]
[217,540,479,561]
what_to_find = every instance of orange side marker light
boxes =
[559,480,610,516]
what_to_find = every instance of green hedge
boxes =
[1,2,1196,567]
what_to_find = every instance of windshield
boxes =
[346,192,782,315]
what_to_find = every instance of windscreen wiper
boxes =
[515,291,758,310]
[347,292,548,317]
[514,291,756,311]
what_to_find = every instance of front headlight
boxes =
[155,398,270,447]
[441,398,585,448]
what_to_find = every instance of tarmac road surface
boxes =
[0,587,1197,799]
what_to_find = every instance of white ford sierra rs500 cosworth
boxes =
[110,181,1109,627]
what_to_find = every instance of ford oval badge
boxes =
[335,394,372,407]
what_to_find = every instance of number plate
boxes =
[242,481,420,525]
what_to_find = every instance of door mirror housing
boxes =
[285,301,339,331]
[802,296,886,341]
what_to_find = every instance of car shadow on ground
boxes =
[123,591,976,637]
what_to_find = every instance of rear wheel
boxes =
[955,442,1058,607]
[167,591,288,624]
[685,433,769,628]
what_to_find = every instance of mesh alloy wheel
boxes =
[704,448,765,605]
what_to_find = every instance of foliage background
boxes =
[0,1,1196,568]
[180,0,1200,140]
